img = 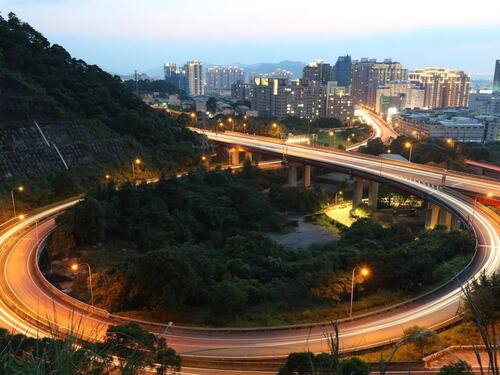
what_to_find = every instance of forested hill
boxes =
[0,13,197,149]
[0,13,199,220]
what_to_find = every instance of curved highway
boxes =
[0,131,499,373]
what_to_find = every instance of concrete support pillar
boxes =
[288,164,298,187]
[368,181,379,210]
[244,152,252,162]
[425,203,440,229]
[443,211,453,230]
[450,216,460,231]
[438,209,448,227]
[304,165,312,188]
[228,148,239,166]
[352,177,364,210]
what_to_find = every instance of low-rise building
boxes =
[395,108,500,143]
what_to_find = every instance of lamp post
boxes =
[350,266,369,317]
[11,186,24,218]
[329,131,336,147]
[335,190,343,205]
[164,321,174,346]
[132,158,141,182]
[405,142,413,162]
[71,262,94,306]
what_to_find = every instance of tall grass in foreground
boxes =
[0,317,181,374]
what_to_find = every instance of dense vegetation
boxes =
[361,136,500,170]
[0,13,200,218]
[0,323,180,374]
[47,168,474,326]
[122,78,187,99]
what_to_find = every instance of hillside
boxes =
[0,13,200,219]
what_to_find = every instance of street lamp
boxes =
[329,131,336,147]
[387,149,392,154]
[335,190,343,205]
[350,266,370,317]
[11,186,24,218]
[132,158,141,182]
[71,262,94,306]
[405,142,413,162]
[228,117,234,131]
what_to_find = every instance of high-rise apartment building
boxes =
[332,55,352,88]
[469,90,500,115]
[409,67,470,108]
[164,63,188,93]
[325,82,353,123]
[185,61,204,96]
[493,60,500,92]
[351,58,407,108]
[250,77,288,118]
[302,60,332,85]
[250,78,325,119]
[207,66,245,92]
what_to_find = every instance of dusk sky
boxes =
[2,0,500,78]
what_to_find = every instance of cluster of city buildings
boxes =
[394,108,500,143]
[160,58,500,143]
[392,60,500,143]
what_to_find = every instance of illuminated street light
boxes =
[105,174,111,180]
[387,149,392,154]
[18,214,25,220]
[405,142,413,162]
[201,155,207,161]
[335,190,343,205]
[11,186,24,218]
[350,266,370,317]
[328,131,336,147]
[70,262,94,306]
[272,123,278,128]
[132,158,141,182]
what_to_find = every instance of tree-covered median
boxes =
[46,168,475,327]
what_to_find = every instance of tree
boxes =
[462,272,500,375]
[438,361,473,375]
[402,326,439,358]
[103,323,181,374]
[338,358,370,375]
[206,97,217,114]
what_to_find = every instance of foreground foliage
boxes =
[0,323,180,374]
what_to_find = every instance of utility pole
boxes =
[134,69,139,96]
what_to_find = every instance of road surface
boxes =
[0,133,499,373]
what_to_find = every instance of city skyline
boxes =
[2,0,500,77]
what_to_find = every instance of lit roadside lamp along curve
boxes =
[0,123,499,368]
